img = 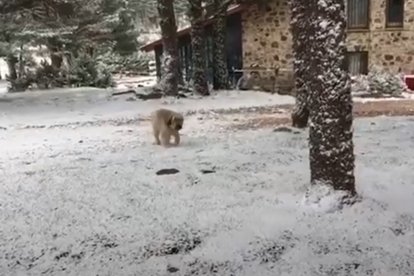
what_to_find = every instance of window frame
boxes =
[347,0,370,30]
[386,0,405,28]
[345,51,369,75]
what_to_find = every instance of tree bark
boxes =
[157,0,179,96]
[290,0,310,128]
[46,38,63,69]
[211,0,230,90]
[189,0,209,96]
[307,0,356,195]
[18,44,24,78]
[51,49,63,69]
[6,54,17,81]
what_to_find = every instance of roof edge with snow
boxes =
[140,4,246,52]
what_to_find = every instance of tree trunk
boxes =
[50,48,63,69]
[307,0,356,195]
[211,0,230,90]
[157,0,179,96]
[6,54,17,81]
[189,0,209,96]
[18,44,25,78]
[290,0,310,128]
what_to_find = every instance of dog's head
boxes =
[167,113,184,131]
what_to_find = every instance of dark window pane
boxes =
[348,0,369,28]
[346,51,368,75]
[387,0,404,26]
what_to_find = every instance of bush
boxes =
[351,67,408,98]
[97,51,150,75]
[6,54,115,92]
[68,54,115,88]
[7,75,32,92]
[4,47,143,91]
[34,60,66,89]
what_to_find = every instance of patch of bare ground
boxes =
[230,100,414,130]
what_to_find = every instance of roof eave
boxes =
[140,3,246,52]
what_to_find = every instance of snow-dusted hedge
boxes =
[68,53,115,88]
[97,51,150,75]
[7,55,115,92]
[351,67,408,98]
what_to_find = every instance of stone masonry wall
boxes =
[241,0,293,93]
[347,0,414,74]
[241,0,414,89]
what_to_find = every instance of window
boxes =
[345,51,369,75]
[347,0,369,29]
[386,0,404,27]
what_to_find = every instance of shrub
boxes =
[97,51,150,75]
[34,60,66,89]
[351,67,408,98]
[7,75,32,92]
[68,53,115,88]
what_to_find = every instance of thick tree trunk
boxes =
[189,0,209,96]
[290,0,310,128]
[157,0,179,96]
[211,0,230,90]
[47,38,63,69]
[51,48,63,69]
[307,0,356,195]
[177,63,184,86]
[6,54,17,81]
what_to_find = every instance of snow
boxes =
[1,88,414,275]
[319,20,330,29]
[0,88,294,129]
[0,80,7,94]
[1,83,411,130]
[114,75,158,89]
[354,92,414,103]
[0,58,8,79]
[317,0,328,8]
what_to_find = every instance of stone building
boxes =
[141,0,414,90]
[141,5,244,86]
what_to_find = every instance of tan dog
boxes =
[151,108,184,147]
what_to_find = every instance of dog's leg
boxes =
[153,127,161,145]
[173,132,180,146]
[160,131,171,147]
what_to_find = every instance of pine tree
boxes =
[188,0,209,96]
[112,8,139,56]
[0,0,140,90]
[156,0,179,96]
[306,0,356,197]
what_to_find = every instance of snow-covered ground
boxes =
[0,88,294,130]
[1,89,414,275]
[0,80,7,94]
[353,92,414,103]
[114,75,158,89]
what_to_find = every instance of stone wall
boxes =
[241,0,414,90]
[241,0,293,88]
[347,0,414,74]
[240,0,294,93]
